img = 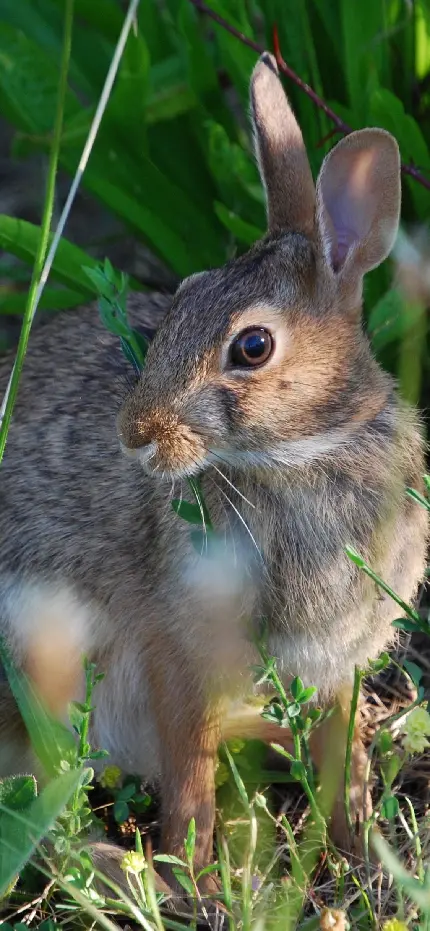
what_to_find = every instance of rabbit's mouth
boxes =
[119,435,208,480]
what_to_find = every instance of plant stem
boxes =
[0,0,74,463]
[345,547,421,622]
[78,663,93,761]
[259,642,302,760]
[0,0,142,448]
[344,665,363,834]
[405,796,424,883]
[188,0,430,192]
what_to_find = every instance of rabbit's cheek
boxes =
[151,422,207,475]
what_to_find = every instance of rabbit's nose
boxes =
[117,403,179,450]
[117,398,207,475]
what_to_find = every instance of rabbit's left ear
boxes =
[315,129,401,280]
[250,53,315,236]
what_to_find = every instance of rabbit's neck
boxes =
[206,404,402,634]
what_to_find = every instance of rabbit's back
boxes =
[0,293,172,589]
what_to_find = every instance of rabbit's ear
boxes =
[250,53,315,236]
[315,129,401,280]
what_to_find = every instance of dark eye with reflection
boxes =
[229,327,274,368]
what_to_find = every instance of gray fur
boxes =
[0,54,427,874]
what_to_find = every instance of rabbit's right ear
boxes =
[250,52,315,236]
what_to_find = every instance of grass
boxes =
[0,0,430,928]
[1,619,430,930]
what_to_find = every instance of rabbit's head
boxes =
[118,54,400,479]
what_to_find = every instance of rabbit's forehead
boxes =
[173,233,317,336]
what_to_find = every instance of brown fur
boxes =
[0,54,427,888]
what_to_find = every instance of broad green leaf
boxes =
[176,2,237,140]
[153,853,187,867]
[403,660,423,686]
[340,0,389,121]
[146,85,195,124]
[0,17,223,276]
[171,499,204,525]
[214,202,262,246]
[178,1,219,98]
[377,730,393,753]
[381,794,400,820]
[0,23,80,133]
[207,120,263,207]
[51,0,124,43]
[108,31,151,141]
[308,0,342,75]
[0,288,85,316]
[224,745,250,810]
[0,641,77,779]
[0,775,37,898]
[0,775,37,810]
[171,868,195,897]
[137,0,173,63]
[391,618,421,632]
[147,55,196,124]
[207,0,255,105]
[0,216,97,296]
[406,487,430,511]
[0,768,82,898]
[61,148,224,275]
[264,0,330,159]
[369,88,430,217]
[148,117,217,216]
[117,783,136,802]
[290,760,306,781]
[113,800,129,824]
[290,677,304,701]
[371,830,430,908]
[13,107,93,160]
[299,686,317,703]
[415,0,430,80]
[0,0,110,98]
[368,289,426,352]
[184,817,196,864]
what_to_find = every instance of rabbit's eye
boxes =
[230,327,274,368]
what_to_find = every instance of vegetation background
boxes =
[0,1,430,929]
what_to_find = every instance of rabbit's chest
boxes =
[244,503,352,633]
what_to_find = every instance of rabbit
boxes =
[0,51,428,892]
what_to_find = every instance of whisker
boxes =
[215,485,262,561]
[210,460,256,509]
[208,476,238,565]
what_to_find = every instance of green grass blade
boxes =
[0,216,102,296]
[0,0,74,463]
[0,768,82,898]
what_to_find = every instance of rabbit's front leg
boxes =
[147,645,221,892]
[310,685,371,856]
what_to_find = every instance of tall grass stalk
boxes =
[0,0,142,458]
[0,0,74,462]
[344,666,363,834]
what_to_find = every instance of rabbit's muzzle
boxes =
[117,404,207,477]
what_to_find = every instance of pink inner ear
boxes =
[320,149,377,271]
[333,222,359,267]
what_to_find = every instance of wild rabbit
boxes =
[0,52,427,888]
